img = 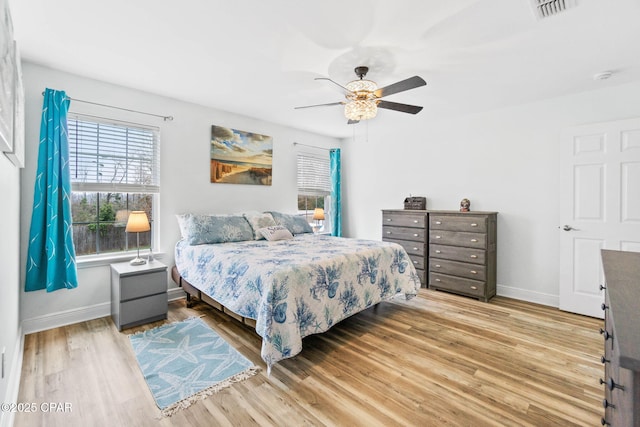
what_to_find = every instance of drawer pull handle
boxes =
[601,418,611,426]
[470,238,478,242]
[435,250,442,254]
[413,260,418,264]
[413,220,419,223]
[470,270,477,274]
[599,328,612,341]
[413,233,419,237]
[602,399,616,409]
[470,286,478,290]
[386,231,392,234]
[470,223,478,227]
[600,355,610,364]
[435,221,442,225]
[435,264,441,268]
[599,284,606,291]
[470,255,478,259]
[386,218,392,222]
[435,278,441,282]
[413,247,419,251]
[435,236,441,239]
[600,378,625,391]
[601,302,608,310]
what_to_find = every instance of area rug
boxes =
[129,316,259,416]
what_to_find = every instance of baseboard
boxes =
[497,284,559,308]
[0,325,24,427]
[22,302,111,335]
[22,288,186,335]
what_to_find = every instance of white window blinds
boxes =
[68,115,160,193]
[297,153,331,196]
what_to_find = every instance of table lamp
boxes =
[125,211,150,265]
[313,208,324,232]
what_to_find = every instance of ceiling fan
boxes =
[295,66,427,124]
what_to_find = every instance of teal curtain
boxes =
[330,148,342,237]
[25,89,78,292]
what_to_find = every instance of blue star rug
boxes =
[129,317,259,416]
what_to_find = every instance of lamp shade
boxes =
[313,208,325,221]
[125,211,150,233]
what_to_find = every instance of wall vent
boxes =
[529,0,577,20]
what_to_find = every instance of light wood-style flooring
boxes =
[15,289,604,426]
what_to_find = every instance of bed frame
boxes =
[171,265,257,328]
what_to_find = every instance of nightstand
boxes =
[110,260,168,331]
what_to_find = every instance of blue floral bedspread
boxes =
[174,234,420,371]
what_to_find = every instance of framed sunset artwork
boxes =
[210,125,273,185]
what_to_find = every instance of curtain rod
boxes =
[293,142,333,151]
[41,92,174,121]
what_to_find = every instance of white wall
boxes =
[19,62,340,328]
[0,150,22,424]
[341,80,640,305]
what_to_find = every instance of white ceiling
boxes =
[8,0,640,138]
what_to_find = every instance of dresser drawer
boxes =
[120,270,166,302]
[383,212,426,228]
[430,259,486,281]
[430,273,485,298]
[409,254,425,270]
[389,239,425,257]
[430,230,486,249]
[383,226,426,242]
[430,215,487,233]
[430,244,485,265]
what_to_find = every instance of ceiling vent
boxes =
[529,0,577,20]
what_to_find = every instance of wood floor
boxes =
[15,289,604,426]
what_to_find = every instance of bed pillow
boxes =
[243,212,277,240]
[258,225,294,241]
[175,213,191,239]
[183,214,254,245]
[269,211,314,235]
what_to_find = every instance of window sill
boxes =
[77,251,166,269]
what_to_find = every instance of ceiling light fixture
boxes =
[344,69,379,121]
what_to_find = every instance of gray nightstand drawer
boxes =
[120,271,166,301]
[119,292,167,327]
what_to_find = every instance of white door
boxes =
[559,117,640,318]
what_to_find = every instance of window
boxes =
[68,115,160,257]
[297,153,331,233]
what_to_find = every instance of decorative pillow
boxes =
[175,213,191,238]
[258,225,294,241]
[269,211,314,235]
[243,212,277,240]
[183,214,254,245]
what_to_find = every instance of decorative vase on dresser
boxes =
[600,250,640,427]
[382,209,428,287]
[428,211,498,302]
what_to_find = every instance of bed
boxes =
[172,212,421,372]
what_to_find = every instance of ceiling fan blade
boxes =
[315,77,353,95]
[377,100,423,114]
[374,76,426,98]
[294,101,344,110]
[347,119,359,125]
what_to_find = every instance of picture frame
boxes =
[210,125,273,185]
[0,0,15,155]
[5,40,24,167]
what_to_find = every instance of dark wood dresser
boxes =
[428,211,498,302]
[600,250,640,427]
[382,209,428,287]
